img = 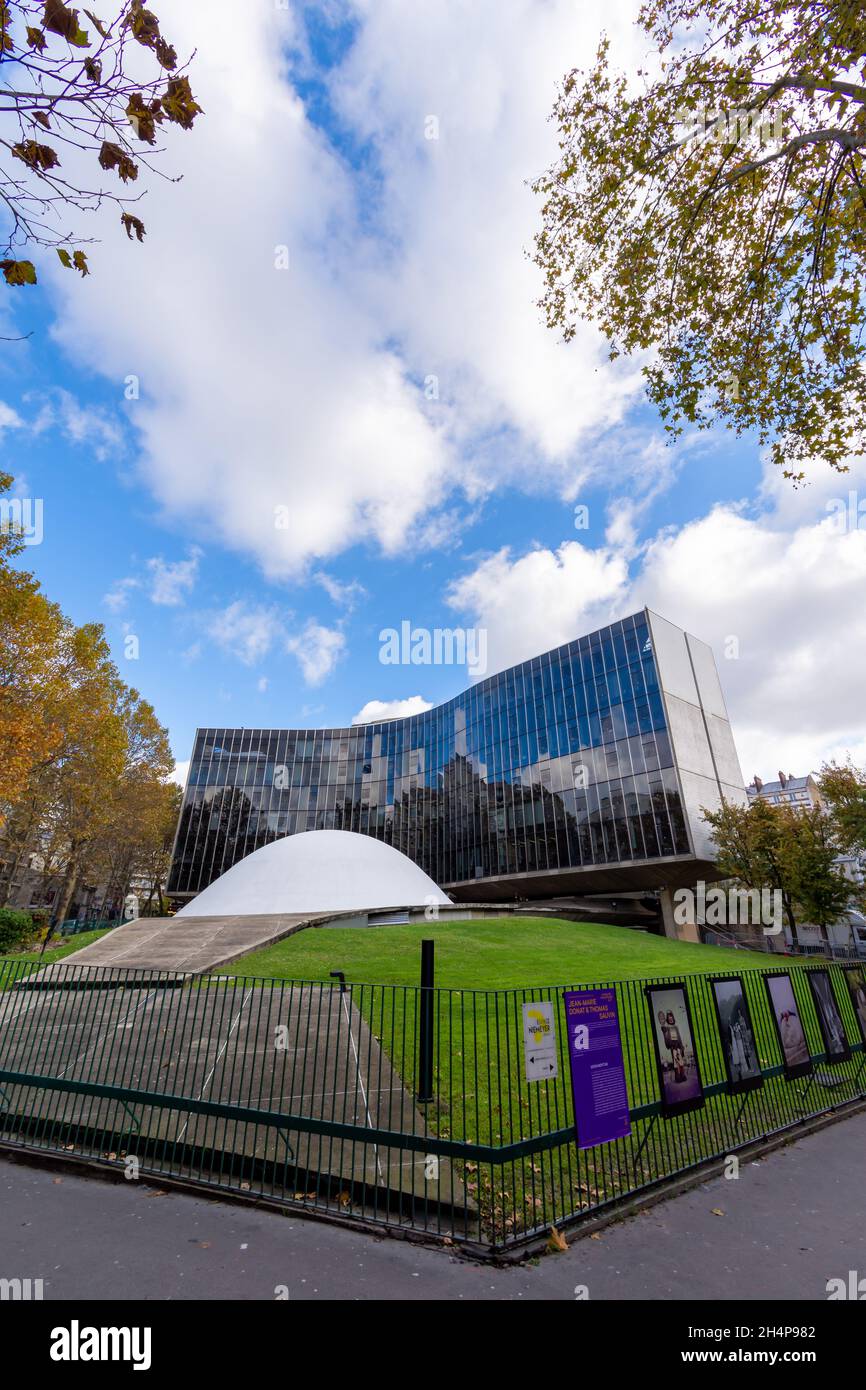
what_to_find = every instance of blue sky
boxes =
[2,0,864,785]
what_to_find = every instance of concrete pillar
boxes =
[659,887,701,944]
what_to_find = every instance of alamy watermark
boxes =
[673,881,782,935]
[0,496,43,545]
[379,622,487,677]
[1,1276,44,1301]
[826,490,866,534]
[827,1270,866,1300]
[674,104,785,146]
[49,1322,151,1370]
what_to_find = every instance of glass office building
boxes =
[168,609,746,903]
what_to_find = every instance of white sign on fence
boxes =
[522,1001,558,1082]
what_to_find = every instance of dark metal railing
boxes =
[0,957,864,1252]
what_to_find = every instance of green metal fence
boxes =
[0,957,863,1253]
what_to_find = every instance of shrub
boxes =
[0,907,36,953]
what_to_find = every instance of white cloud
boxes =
[446,540,631,670]
[352,695,435,725]
[207,601,283,667]
[37,0,647,580]
[333,0,647,485]
[314,572,367,611]
[19,388,122,458]
[287,620,346,686]
[54,389,122,458]
[171,760,190,789]
[103,547,202,611]
[0,400,23,439]
[103,577,140,612]
[446,457,866,780]
[146,547,202,606]
[257,676,269,693]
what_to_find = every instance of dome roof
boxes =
[176,829,450,918]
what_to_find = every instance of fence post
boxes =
[417,939,435,1103]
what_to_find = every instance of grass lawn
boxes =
[3,928,113,966]
[217,916,777,989]
[216,915,846,1243]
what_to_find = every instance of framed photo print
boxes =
[807,970,851,1064]
[645,983,705,1116]
[843,965,866,1046]
[764,973,813,1080]
[710,976,764,1093]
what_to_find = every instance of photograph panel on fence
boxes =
[843,966,866,1046]
[645,983,705,1116]
[710,975,764,1093]
[807,970,851,1065]
[764,973,813,1080]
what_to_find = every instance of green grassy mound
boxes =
[217,915,774,988]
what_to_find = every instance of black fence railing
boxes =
[0,957,864,1252]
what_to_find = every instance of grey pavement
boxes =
[0,981,466,1203]
[1,1110,865,1300]
[28,913,317,976]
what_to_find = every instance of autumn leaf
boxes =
[126,1,160,49]
[12,140,60,172]
[161,75,202,130]
[26,25,46,50]
[120,212,146,242]
[33,112,52,130]
[99,140,138,182]
[126,91,162,144]
[0,259,37,287]
[83,8,107,38]
[154,37,176,70]
[56,247,88,276]
[547,1225,568,1252]
[84,55,102,83]
[43,0,89,46]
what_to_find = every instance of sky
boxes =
[2,0,865,792]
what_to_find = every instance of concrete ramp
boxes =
[34,914,317,978]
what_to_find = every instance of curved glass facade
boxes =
[168,611,696,900]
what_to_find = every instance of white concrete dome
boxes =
[176,829,450,917]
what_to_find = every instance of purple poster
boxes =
[564,988,632,1149]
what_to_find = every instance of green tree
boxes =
[818,757,866,855]
[86,774,179,916]
[533,0,866,480]
[703,796,855,948]
[778,802,852,945]
[0,0,201,301]
[702,796,802,943]
[0,555,65,810]
[1,471,176,922]
[47,667,172,924]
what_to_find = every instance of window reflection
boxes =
[168,613,693,896]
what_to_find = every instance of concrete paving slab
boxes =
[25,913,319,979]
[0,979,468,1214]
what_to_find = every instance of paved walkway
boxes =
[0,980,466,1206]
[2,1111,864,1300]
[30,914,316,976]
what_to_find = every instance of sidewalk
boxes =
[2,1111,865,1300]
